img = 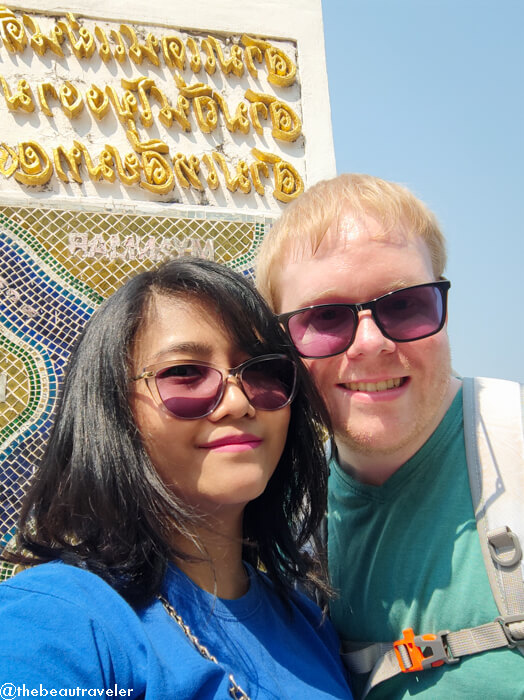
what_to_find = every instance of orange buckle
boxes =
[393,628,455,673]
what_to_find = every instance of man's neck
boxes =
[336,376,462,486]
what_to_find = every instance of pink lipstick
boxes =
[199,434,263,452]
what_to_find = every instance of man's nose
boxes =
[344,310,396,359]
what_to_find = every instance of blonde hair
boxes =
[255,173,447,310]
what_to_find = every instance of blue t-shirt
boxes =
[0,560,353,699]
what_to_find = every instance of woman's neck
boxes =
[173,509,250,599]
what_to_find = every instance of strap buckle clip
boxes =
[393,628,459,673]
[496,615,524,647]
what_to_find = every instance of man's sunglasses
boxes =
[278,280,451,359]
[132,353,297,420]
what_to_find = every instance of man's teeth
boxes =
[348,378,402,392]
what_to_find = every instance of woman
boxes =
[0,259,352,699]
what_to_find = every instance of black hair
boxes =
[6,258,331,606]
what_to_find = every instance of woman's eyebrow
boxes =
[150,341,215,363]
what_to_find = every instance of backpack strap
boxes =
[462,376,524,654]
[340,377,524,696]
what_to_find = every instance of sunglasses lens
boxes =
[287,306,356,358]
[155,364,222,419]
[241,357,296,410]
[376,285,444,340]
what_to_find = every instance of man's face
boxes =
[275,206,453,470]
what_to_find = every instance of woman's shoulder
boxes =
[0,561,155,655]
[1,560,131,614]
[0,561,152,691]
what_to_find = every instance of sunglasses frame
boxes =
[278,279,451,359]
[132,353,298,419]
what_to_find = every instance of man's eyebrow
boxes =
[292,279,417,307]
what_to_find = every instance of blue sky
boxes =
[321,0,523,383]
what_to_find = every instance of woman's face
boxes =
[130,294,291,516]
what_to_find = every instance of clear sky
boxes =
[321,0,523,383]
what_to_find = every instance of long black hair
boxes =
[6,259,331,606]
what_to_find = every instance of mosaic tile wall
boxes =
[0,203,272,577]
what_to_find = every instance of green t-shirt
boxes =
[328,388,524,699]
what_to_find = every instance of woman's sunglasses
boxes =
[278,280,451,359]
[132,353,297,420]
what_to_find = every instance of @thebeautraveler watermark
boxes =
[0,684,134,698]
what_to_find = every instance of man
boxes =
[255,174,523,698]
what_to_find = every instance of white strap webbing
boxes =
[463,377,524,651]
[342,621,512,698]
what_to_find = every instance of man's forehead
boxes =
[305,209,413,261]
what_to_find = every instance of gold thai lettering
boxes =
[203,36,244,77]
[241,35,296,87]
[37,83,57,116]
[162,35,185,70]
[201,38,216,76]
[57,13,95,60]
[126,122,169,154]
[0,131,304,203]
[58,81,84,119]
[212,92,249,134]
[105,85,137,125]
[22,13,64,57]
[247,101,268,135]
[0,76,34,112]
[202,153,219,189]
[174,75,249,135]
[119,24,160,66]
[102,145,141,186]
[14,141,52,185]
[265,46,297,88]
[110,28,126,63]
[53,143,83,183]
[94,25,112,63]
[250,160,269,195]
[174,74,212,99]
[243,44,263,80]
[151,88,191,132]
[174,75,216,132]
[0,71,306,143]
[172,153,203,190]
[251,148,303,202]
[86,84,110,121]
[97,148,117,183]
[121,76,155,127]
[0,142,18,177]
[273,159,303,202]
[212,152,251,194]
[268,100,301,142]
[186,37,202,73]
[72,140,113,181]
[245,90,301,142]
[193,96,218,133]
[0,9,298,91]
[140,151,175,194]
[0,6,26,53]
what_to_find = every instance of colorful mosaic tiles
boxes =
[0,204,272,547]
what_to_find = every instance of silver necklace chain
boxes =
[157,593,251,700]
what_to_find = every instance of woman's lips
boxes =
[198,434,263,452]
